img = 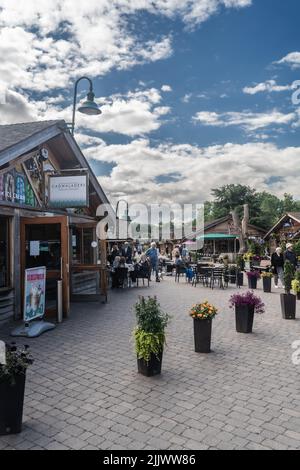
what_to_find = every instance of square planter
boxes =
[193,318,212,353]
[237,272,244,287]
[137,351,163,377]
[263,277,272,293]
[0,374,26,435]
[248,277,258,289]
[280,294,296,320]
[235,305,255,334]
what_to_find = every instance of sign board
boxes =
[24,267,46,322]
[48,174,89,208]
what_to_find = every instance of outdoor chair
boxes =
[193,266,209,287]
[114,267,129,288]
[211,268,224,290]
[136,268,151,287]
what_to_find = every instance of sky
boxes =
[0,0,300,208]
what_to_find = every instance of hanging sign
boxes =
[24,267,46,322]
[48,174,89,208]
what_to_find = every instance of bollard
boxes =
[57,280,63,324]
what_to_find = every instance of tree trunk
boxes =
[231,205,248,254]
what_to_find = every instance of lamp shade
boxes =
[78,100,102,116]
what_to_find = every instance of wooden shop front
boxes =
[0,120,110,323]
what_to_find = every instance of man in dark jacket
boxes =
[284,243,298,270]
[122,242,132,264]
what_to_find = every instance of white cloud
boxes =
[0,86,171,137]
[161,85,172,92]
[193,110,296,131]
[275,52,300,69]
[243,80,294,95]
[83,139,300,205]
[0,0,252,96]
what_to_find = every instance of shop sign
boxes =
[48,174,89,208]
[0,169,36,207]
[24,267,46,322]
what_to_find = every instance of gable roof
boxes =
[264,212,300,239]
[0,120,66,157]
[0,119,110,207]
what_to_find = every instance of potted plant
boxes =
[134,296,170,377]
[243,252,253,271]
[0,343,33,435]
[281,261,296,320]
[246,270,260,289]
[189,301,218,353]
[292,271,300,300]
[229,291,265,334]
[261,272,273,293]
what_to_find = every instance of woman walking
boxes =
[271,247,284,289]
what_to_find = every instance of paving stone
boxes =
[0,278,299,450]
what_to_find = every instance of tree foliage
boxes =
[204,185,300,229]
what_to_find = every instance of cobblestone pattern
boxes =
[0,277,299,450]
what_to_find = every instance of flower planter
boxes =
[235,305,255,334]
[263,277,272,293]
[193,318,212,353]
[248,277,258,289]
[280,294,296,320]
[137,350,163,377]
[0,374,26,435]
[237,272,244,287]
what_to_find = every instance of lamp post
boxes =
[71,76,102,135]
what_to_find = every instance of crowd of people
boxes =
[271,243,298,288]
[107,241,192,288]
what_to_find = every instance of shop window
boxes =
[0,217,10,288]
[71,227,98,265]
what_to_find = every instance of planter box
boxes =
[248,277,258,289]
[280,294,296,320]
[297,292,300,301]
[137,351,163,377]
[0,374,26,435]
[193,318,212,353]
[263,277,272,293]
[235,305,255,334]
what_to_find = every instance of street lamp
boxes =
[71,76,101,135]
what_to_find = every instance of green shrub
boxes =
[284,261,295,294]
[134,297,170,362]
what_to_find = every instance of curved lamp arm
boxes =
[71,76,94,136]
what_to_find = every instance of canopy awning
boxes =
[196,233,238,241]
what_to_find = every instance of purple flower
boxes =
[229,291,265,314]
[246,270,261,279]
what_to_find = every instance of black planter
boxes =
[280,293,296,320]
[297,292,300,301]
[193,318,212,353]
[235,305,255,334]
[263,277,272,293]
[137,350,163,377]
[0,374,26,435]
[237,272,244,287]
[248,276,258,289]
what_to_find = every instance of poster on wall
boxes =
[0,169,36,207]
[24,267,46,322]
[48,174,89,208]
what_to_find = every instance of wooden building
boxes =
[264,212,300,252]
[183,215,266,256]
[0,120,110,324]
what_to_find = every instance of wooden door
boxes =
[20,216,69,317]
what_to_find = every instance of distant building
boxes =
[264,212,300,252]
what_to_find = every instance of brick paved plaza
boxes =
[0,278,300,450]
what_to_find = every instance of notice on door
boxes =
[30,240,40,256]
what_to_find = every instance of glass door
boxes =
[21,216,69,317]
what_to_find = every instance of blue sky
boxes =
[0,0,300,205]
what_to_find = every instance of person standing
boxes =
[271,247,284,289]
[284,243,298,271]
[122,242,132,264]
[146,242,160,282]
